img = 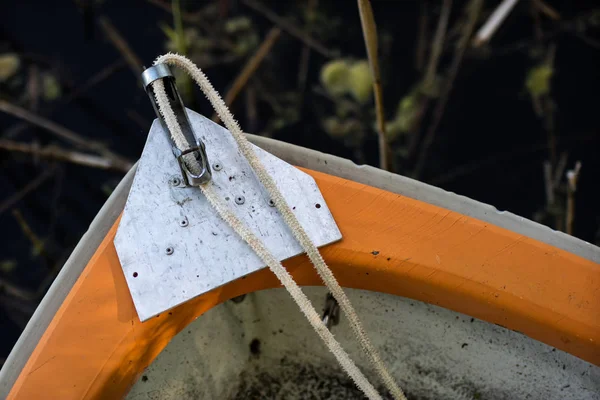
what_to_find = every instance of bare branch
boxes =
[0,139,130,172]
[566,161,582,235]
[98,16,143,79]
[213,27,282,122]
[0,99,94,148]
[357,0,389,171]
[0,278,37,302]
[298,0,318,95]
[534,0,561,21]
[0,99,133,171]
[425,0,452,88]
[543,160,554,206]
[12,209,46,258]
[415,0,430,71]
[552,151,568,187]
[241,0,338,58]
[414,0,483,179]
[3,60,125,140]
[126,109,151,129]
[473,0,520,47]
[0,166,55,217]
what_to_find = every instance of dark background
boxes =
[0,0,598,365]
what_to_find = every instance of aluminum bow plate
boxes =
[114,109,342,321]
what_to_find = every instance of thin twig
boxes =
[540,46,557,166]
[147,0,231,46]
[298,0,318,94]
[172,0,187,54]
[407,0,451,159]
[490,9,597,56]
[26,66,40,111]
[170,0,195,104]
[126,109,151,130]
[543,160,554,206]
[0,293,38,329]
[357,0,389,171]
[0,278,37,302]
[12,209,46,258]
[0,139,130,172]
[552,151,568,187]
[473,0,520,47]
[531,0,544,42]
[424,0,452,88]
[566,161,582,235]
[415,0,429,72]
[98,16,143,79]
[413,0,483,179]
[66,60,126,104]
[0,99,133,170]
[212,27,282,122]
[3,60,125,140]
[0,166,55,217]
[241,0,338,58]
[0,99,98,149]
[298,44,311,93]
[532,0,559,227]
[534,0,561,20]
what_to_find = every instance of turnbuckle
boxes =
[141,64,211,186]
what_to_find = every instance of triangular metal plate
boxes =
[114,109,342,321]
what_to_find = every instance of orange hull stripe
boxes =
[9,168,599,399]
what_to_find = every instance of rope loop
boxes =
[150,53,407,400]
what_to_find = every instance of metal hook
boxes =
[141,64,212,186]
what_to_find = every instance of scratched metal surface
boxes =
[114,110,342,321]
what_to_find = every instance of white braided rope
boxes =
[152,78,381,400]
[151,53,406,400]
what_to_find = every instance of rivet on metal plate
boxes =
[114,109,342,321]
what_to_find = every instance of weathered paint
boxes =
[7,168,600,399]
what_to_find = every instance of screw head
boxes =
[165,247,174,255]
[268,199,275,207]
[179,217,188,227]
[169,176,181,187]
[213,162,222,171]
[235,195,245,205]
